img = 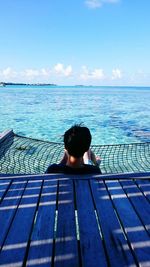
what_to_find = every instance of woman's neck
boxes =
[66,156,84,168]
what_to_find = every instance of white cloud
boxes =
[0,67,17,79]
[80,66,105,80]
[41,68,50,76]
[112,68,122,79]
[64,65,73,77]
[85,0,120,9]
[85,0,102,9]
[3,65,150,86]
[80,66,89,80]
[54,63,64,74]
[0,65,73,82]
[91,68,105,79]
[54,63,73,77]
[129,70,150,85]
[22,69,40,79]
[20,68,52,81]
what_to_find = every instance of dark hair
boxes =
[64,124,91,158]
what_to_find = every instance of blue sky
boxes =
[0,0,150,85]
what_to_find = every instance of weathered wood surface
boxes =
[0,129,14,145]
[0,173,150,267]
[0,171,150,180]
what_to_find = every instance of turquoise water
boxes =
[0,85,150,145]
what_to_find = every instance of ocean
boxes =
[0,85,150,145]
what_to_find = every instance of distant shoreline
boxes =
[0,82,150,88]
[0,82,57,86]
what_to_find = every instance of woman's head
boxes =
[64,124,91,158]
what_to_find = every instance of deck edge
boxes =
[0,129,14,144]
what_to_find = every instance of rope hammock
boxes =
[0,132,150,174]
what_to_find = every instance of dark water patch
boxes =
[102,116,150,142]
[2,113,10,116]
[77,114,94,118]
[14,118,27,122]
[25,111,34,114]
[25,101,41,106]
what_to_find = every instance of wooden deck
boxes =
[0,172,150,267]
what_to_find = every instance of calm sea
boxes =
[0,85,150,145]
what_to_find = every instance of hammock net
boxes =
[0,133,150,174]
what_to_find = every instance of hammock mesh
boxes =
[0,133,150,174]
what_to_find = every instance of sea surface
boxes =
[0,85,150,145]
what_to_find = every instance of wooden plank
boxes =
[0,179,42,266]
[0,172,150,181]
[90,179,136,266]
[0,129,14,145]
[75,179,107,267]
[26,179,58,267]
[0,180,27,250]
[106,180,150,266]
[0,173,70,182]
[120,179,150,235]
[135,179,150,201]
[54,179,79,267]
[0,180,11,202]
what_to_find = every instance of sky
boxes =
[0,0,150,86]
